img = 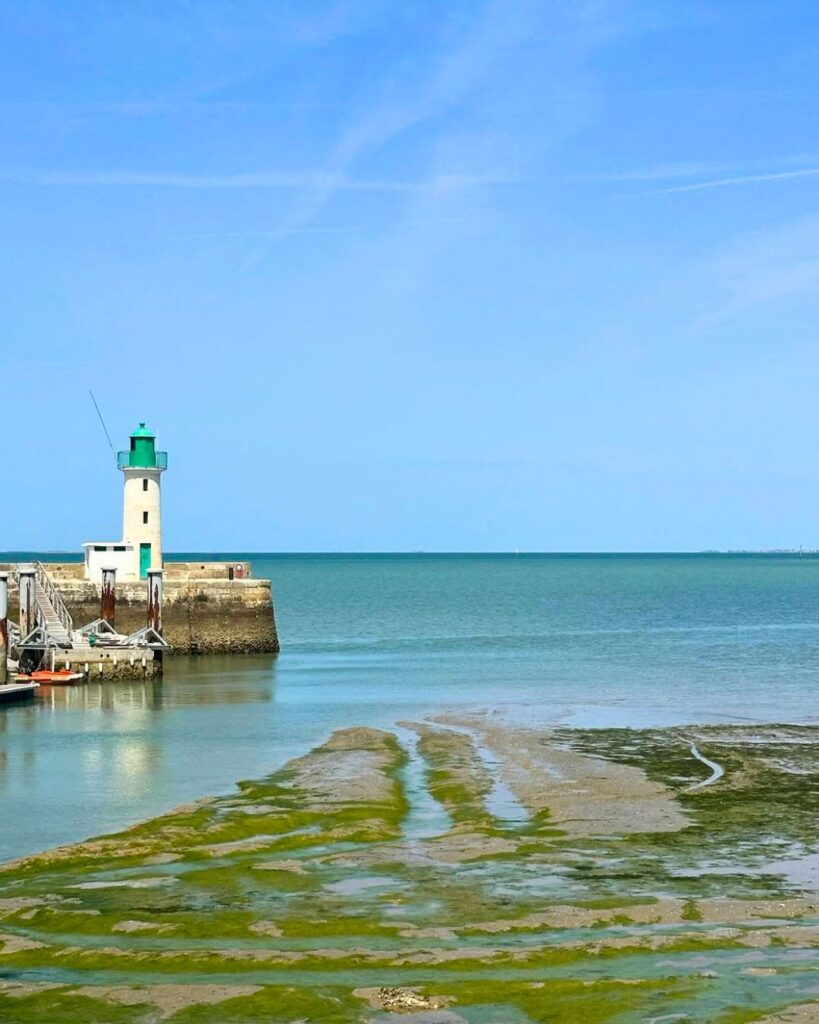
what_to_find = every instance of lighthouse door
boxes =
[139,543,151,579]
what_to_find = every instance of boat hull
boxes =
[0,682,39,702]
[16,672,85,686]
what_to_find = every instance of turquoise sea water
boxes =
[1,552,819,861]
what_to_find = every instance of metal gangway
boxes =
[15,561,74,650]
[15,562,169,654]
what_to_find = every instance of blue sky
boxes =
[4,1,819,551]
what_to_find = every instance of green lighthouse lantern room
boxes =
[117,423,168,470]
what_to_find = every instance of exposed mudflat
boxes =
[433,713,690,836]
[0,720,818,1022]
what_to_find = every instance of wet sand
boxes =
[0,718,818,1022]
[431,713,691,836]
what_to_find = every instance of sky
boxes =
[3,1,819,552]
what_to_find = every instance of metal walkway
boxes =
[34,564,73,647]
[17,562,75,649]
[14,562,169,660]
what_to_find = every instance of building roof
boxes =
[131,422,155,439]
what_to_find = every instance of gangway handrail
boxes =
[32,561,74,637]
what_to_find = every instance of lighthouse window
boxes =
[142,479,148,492]
[143,511,149,524]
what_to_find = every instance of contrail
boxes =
[632,166,819,197]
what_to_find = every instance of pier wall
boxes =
[3,564,279,655]
[44,646,162,679]
[37,562,255,582]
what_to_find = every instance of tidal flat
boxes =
[1,720,818,1023]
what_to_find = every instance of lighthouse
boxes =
[120,423,167,579]
[83,423,168,582]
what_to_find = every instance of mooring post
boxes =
[0,572,8,685]
[147,568,163,635]
[100,566,117,629]
[18,565,36,641]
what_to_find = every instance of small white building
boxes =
[83,423,168,582]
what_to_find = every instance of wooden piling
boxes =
[100,567,117,629]
[0,572,8,685]
[147,568,163,635]
[18,565,36,640]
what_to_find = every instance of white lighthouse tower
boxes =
[120,423,167,579]
[83,423,168,582]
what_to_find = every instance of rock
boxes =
[353,986,456,1013]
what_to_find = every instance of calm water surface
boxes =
[2,553,819,860]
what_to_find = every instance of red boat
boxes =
[16,670,85,686]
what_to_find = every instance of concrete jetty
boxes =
[3,560,279,661]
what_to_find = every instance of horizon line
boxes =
[1,549,816,558]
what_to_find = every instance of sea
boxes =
[1,552,818,861]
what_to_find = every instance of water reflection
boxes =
[80,737,163,799]
[34,680,165,713]
[0,654,280,861]
[161,654,278,705]
[12,654,278,716]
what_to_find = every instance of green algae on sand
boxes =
[1,723,819,1023]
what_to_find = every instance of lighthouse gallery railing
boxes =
[117,450,168,470]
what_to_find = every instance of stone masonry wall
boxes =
[3,570,279,656]
[5,562,254,582]
[42,646,162,679]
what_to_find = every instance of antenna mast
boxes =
[89,390,116,460]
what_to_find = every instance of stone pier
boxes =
[45,645,162,679]
[3,561,279,656]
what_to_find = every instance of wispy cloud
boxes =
[243,0,543,253]
[632,166,819,196]
[0,168,513,192]
[582,154,819,197]
[191,216,481,238]
[595,160,746,182]
[241,0,650,259]
[0,99,347,117]
[593,151,819,197]
[691,214,819,327]
[591,154,819,184]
